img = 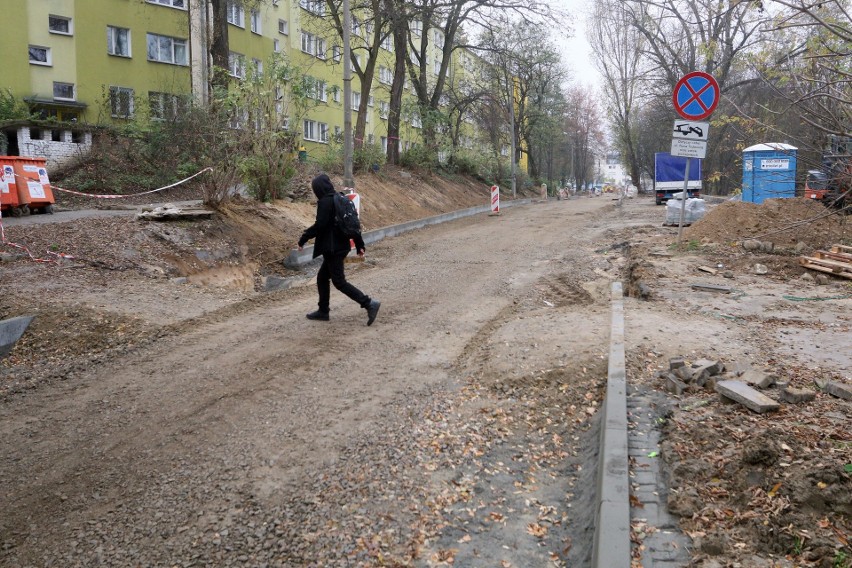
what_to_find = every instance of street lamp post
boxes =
[342,0,353,189]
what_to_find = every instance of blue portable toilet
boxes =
[742,143,797,203]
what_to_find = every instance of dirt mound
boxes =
[684,198,850,249]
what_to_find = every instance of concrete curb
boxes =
[284,198,534,268]
[592,282,631,567]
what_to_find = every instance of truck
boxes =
[654,152,702,205]
[803,136,850,210]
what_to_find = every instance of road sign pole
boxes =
[677,157,691,246]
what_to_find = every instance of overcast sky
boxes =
[550,0,603,90]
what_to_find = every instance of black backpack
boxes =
[332,192,361,236]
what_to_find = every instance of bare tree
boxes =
[589,0,648,189]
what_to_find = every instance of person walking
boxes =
[298,174,381,325]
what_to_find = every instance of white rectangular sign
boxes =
[671,137,707,159]
[672,121,709,141]
[760,159,789,170]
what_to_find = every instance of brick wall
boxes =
[17,127,93,170]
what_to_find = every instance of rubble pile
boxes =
[684,198,849,249]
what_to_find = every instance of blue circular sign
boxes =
[672,72,719,121]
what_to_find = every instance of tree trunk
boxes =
[209,0,230,101]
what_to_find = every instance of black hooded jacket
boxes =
[298,174,365,259]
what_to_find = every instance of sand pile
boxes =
[684,197,849,249]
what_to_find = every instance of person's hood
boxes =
[311,174,336,199]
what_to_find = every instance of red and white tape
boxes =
[1,167,212,264]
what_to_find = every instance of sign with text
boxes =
[760,159,790,170]
[671,137,707,159]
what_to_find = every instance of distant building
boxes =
[3,0,500,168]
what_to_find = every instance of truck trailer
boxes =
[654,152,702,205]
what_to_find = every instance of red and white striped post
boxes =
[490,185,500,215]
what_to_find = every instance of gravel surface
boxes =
[1,194,849,568]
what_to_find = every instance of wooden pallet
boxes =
[800,244,852,279]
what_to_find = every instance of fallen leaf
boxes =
[768,482,782,497]
[458,534,472,543]
[527,523,548,538]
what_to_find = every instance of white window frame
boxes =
[332,87,340,103]
[148,0,186,7]
[107,26,131,57]
[303,119,317,141]
[273,38,280,52]
[379,66,392,85]
[319,122,329,143]
[48,15,73,35]
[147,33,188,66]
[411,20,422,35]
[278,19,289,35]
[379,101,389,119]
[352,91,361,111]
[299,0,324,15]
[53,82,75,101]
[433,29,444,49]
[252,58,263,76]
[228,51,246,78]
[332,45,341,63]
[226,2,245,27]
[381,35,393,52]
[315,80,327,102]
[28,46,51,66]
[381,136,388,152]
[109,86,134,118]
[300,32,316,55]
[250,10,262,34]
[434,59,441,75]
[315,38,327,60]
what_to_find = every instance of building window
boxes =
[379,66,392,85]
[252,58,263,76]
[109,86,134,118]
[53,82,75,101]
[379,100,389,119]
[300,32,315,55]
[319,122,329,143]
[49,15,72,35]
[303,119,316,141]
[411,20,422,35]
[352,92,360,111]
[250,10,261,34]
[228,52,245,78]
[226,2,244,27]
[332,45,341,63]
[316,38,326,59]
[147,34,188,65]
[332,87,340,103]
[278,19,289,35]
[273,38,280,52]
[28,46,51,66]
[351,16,361,37]
[381,136,388,152]
[333,125,342,141]
[148,0,186,7]
[299,0,324,15]
[107,26,131,57]
[381,35,392,52]
[434,59,441,75]
[433,29,444,49]
[149,92,186,120]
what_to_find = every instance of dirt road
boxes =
[1,197,622,566]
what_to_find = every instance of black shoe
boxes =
[366,300,380,326]
[306,310,329,321]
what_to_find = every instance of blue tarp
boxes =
[655,153,702,189]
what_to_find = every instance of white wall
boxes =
[17,127,93,170]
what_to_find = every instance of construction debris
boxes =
[136,204,214,221]
[799,244,852,280]
[715,380,780,413]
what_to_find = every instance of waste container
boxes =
[0,157,23,217]
[13,157,55,214]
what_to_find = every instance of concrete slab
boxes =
[0,315,34,359]
[715,380,780,413]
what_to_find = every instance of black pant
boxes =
[317,252,370,312]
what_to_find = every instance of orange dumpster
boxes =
[0,157,23,217]
[13,157,55,215]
